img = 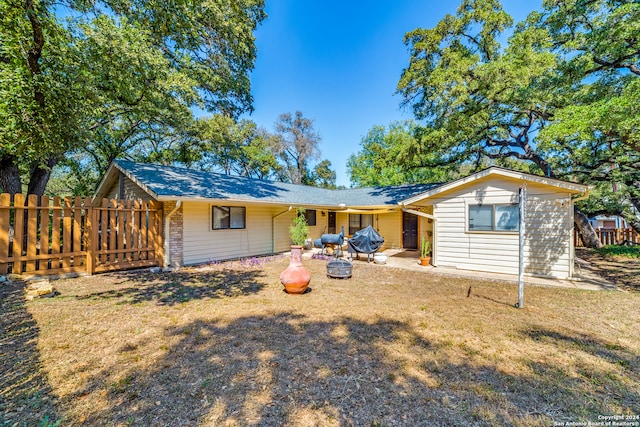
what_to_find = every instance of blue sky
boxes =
[243,0,540,187]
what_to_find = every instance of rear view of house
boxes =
[94,161,588,279]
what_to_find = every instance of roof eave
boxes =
[399,167,588,205]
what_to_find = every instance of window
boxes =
[349,214,373,235]
[304,209,317,226]
[468,204,519,232]
[212,206,246,230]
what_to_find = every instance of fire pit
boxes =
[326,259,352,279]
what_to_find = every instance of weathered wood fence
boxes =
[0,194,163,277]
[574,228,639,247]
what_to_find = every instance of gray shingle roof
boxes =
[114,160,440,207]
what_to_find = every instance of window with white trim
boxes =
[468,204,519,232]
[212,206,246,230]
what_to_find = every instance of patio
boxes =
[303,248,617,292]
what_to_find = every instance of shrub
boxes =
[290,208,309,246]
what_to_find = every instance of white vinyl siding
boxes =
[183,202,278,264]
[182,203,330,265]
[431,178,573,278]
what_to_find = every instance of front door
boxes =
[402,212,418,249]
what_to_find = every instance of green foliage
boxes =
[189,115,282,179]
[533,1,640,226]
[289,208,309,246]
[347,121,459,186]
[397,0,556,175]
[421,236,431,258]
[396,0,640,238]
[595,246,640,260]
[1,0,266,193]
[308,159,337,189]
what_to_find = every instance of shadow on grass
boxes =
[524,328,640,412]
[75,269,266,305]
[0,281,59,426]
[74,314,639,426]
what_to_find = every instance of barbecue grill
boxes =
[347,225,384,262]
[314,226,344,258]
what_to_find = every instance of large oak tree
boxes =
[395,0,640,247]
[0,0,265,194]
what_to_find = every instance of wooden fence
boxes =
[574,228,639,247]
[0,194,163,277]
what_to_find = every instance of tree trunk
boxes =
[0,157,23,194]
[574,205,602,248]
[623,200,640,234]
[26,157,58,196]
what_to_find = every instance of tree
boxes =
[0,0,266,194]
[190,115,283,180]
[273,111,322,185]
[0,0,88,194]
[534,0,640,232]
[308,160,337,189]
[347,121,461,187]
[396,0,603,246]
[269,111,336,188]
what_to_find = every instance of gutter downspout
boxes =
[572,187,590,204]
[272,206,292,253]
[164,200,182,267]
[401,206,438,267]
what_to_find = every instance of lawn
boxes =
[2,255,639,426]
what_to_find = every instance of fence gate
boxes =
[0,194,163,277]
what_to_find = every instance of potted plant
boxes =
[289,208,309,247]
[419,236,431,266]
[280,208,311,293]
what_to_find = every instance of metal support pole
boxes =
[517,184,526,308]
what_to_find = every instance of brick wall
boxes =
[163,201,184,267]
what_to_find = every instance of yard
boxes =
[2,254,639,426]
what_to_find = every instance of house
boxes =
[589,215,628,229]
[94,161,589,279]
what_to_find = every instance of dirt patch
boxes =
[2,256,639,426]
[576,248,640,292]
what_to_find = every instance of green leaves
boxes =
[0,0,265,193]
[347,121,458,187]
[396,0,640,233]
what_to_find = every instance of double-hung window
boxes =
[212,206,246,230]
[468,204,519,232]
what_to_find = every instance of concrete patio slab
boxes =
[304,248,618,292]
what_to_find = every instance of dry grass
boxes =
[2,255,640,426]
[577,247,640,292]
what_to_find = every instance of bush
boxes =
[289,208,309,246]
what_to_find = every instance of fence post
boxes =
[85,202,96,275]
[12,194,24,274]
[0,194,10,275]
[150,201,164,267]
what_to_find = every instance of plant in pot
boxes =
[419,236,431,266]
[280,208,311,294]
